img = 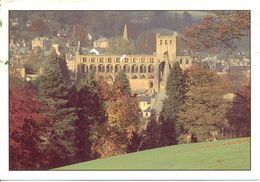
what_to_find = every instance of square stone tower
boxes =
[155,32,178,89]
[156,32,177,65]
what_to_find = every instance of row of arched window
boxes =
[81,57,155,64]
[81,64,155,74]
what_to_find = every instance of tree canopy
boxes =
[177,65,232,142]
[108,37,136,55]
[160,62,186,146]
[227,79,250,137]
[10,78,50,170]
[39,50,78,167]
[112,70,131,98]
[181,11,250,51]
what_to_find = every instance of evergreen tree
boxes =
[58,54,70,82]
[139,111,161,150]
[39,49,78,168]
[76,70,105,161]
[160,62,186,146]
[160,116,177,146]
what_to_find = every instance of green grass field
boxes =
[55,137,250,170]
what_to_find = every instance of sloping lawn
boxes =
[55,137,250,170]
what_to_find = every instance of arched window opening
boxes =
[131,65,138,73]
[140,65,147,73]
[85,65,88,73]
[123,65,130,73]
[115,64,122,73]
[148,65,154,73]
[149,81,153,88]
[98,64,105,73]
[106,64,113,73]
[90,64,96,72]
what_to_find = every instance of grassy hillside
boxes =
[55,137,250,170]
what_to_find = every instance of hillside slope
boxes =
[55,137,250,170]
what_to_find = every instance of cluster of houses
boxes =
[196,54,250,76]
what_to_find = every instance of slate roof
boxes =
[136,95,151,104]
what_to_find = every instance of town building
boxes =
[93,38,109,49]
[137,94,156,119]
[31,37,51,51]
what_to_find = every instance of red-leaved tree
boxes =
[10,78,51,170]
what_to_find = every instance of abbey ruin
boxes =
[74,25,193,91]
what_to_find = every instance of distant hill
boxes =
[55,137,250,170]
[149,28,175,35]
[167,10,212,19]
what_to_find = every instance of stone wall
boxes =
[129,79,155,91]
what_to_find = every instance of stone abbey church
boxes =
[74,25,193,91]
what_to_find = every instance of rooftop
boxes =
[143,107,152,113]
[137,95,152,104]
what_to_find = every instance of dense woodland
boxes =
[9,11,250,170]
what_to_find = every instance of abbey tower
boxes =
[156,32,177,65]
[155,32,178,89]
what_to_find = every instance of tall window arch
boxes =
[106,64,113,73]
[115,64,122,73]
[123,65,130,73]
[90,64,96,72]
[148,64,154,73]
[131,64,138,73]
[140,65,147,73]
[98,64,105,72]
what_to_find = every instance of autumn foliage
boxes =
[10,78,50,170]
[177,65,233,142]
[181,11,250,51]
[90,72,140,158]
[227,79,251,137]
[28,19,49,36]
